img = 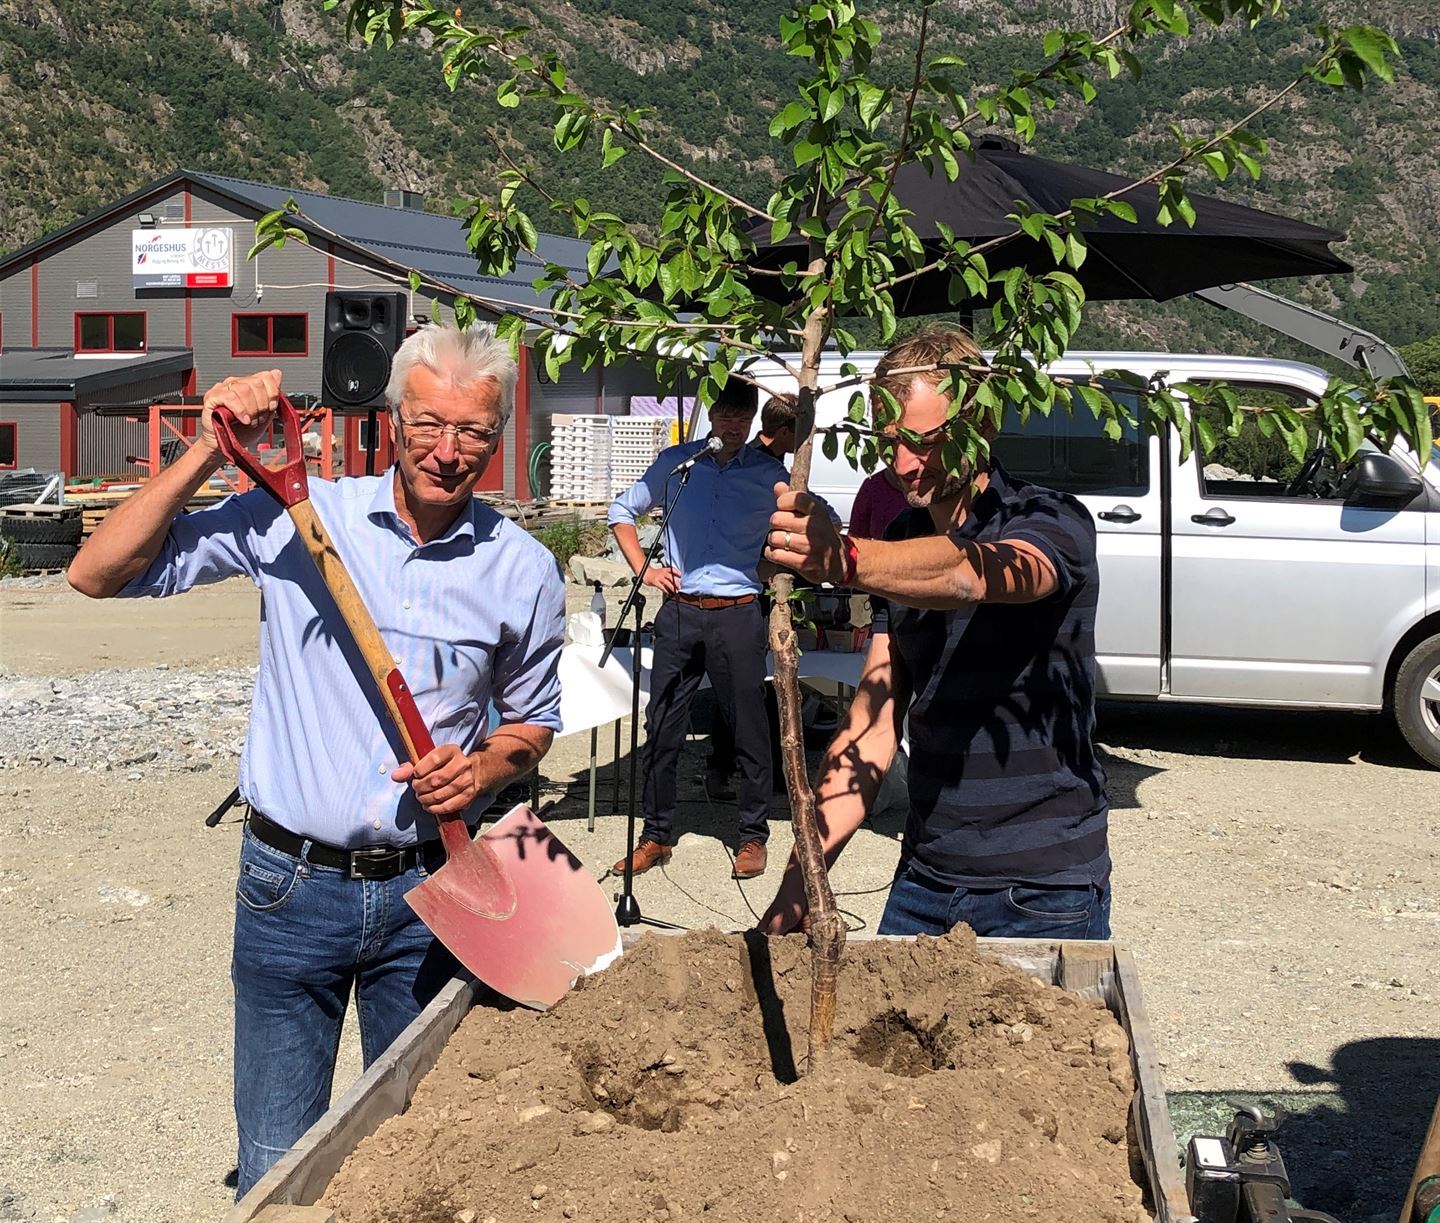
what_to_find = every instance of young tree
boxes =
[270,0,1427,1066]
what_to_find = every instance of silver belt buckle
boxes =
[349,845,407,879]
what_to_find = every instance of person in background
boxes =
[608,380,785,880]
[704,393,803,801]
[848,466,910,540]
[67,325,566,1197]
[757,324,1111,941]
[750,392,799,461]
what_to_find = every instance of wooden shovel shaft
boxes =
[285,499,476,864]
[1402,1094,1440,1223]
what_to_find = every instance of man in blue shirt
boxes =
[68,325,566,1197]
[608,381,785,881]
[757,326,1111,942]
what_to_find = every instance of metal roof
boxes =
[0,169,589,318]
[0,348,193,403]
[186,172,592,315]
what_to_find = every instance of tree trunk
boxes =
[767,297,845,1068]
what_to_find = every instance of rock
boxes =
[531,1185,548,1200]
[970,1140,1003,1164]
[567,556,634,587]
[456,1211,478,1223]
[1091,1024,1129,1057]
[574,1110,614,1135]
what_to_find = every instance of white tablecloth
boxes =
[555,642,867,739]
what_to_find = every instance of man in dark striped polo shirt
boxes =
[757,326,1111,940]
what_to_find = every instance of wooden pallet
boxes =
[71,488,230,538]
[0,504,77,520]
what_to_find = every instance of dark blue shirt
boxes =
[873,461,1109,889]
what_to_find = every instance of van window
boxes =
[992,389,1148,496]
[1193,384,1333,500]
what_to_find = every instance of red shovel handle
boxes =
[211,393,309,508]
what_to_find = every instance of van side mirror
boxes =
[1339,452,1422,503]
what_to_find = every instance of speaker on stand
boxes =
[320,291,408,475]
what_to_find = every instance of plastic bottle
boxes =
[590,580,607,627]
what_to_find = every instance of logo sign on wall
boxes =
[131,227,234,289]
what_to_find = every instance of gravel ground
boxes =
[2,573,1437,1223]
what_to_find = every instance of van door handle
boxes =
[1191,508,1236,526]
[1098,505,1141,523]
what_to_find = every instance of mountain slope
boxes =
[2,0,1438,354]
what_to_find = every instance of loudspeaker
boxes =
[321,291,408,409]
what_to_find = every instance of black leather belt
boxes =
[246,809,446,880]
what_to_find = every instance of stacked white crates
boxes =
[548,414,673,501]
[608,418,673,498]
[549,414,611,501]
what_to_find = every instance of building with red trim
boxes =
[0,171,661,494]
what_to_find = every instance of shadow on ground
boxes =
[1169,1036,1440,1223]
[1097,701,1426,772]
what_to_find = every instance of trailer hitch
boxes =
[1187,1101,1342,1223]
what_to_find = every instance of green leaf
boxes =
[1200,150,1231,180]
[496,79,520,108]
[600,127,627,169]
[515,212,539,250]
[1343,26,1395,82]
[408,270,422,292]
[769,100,810,137]
[857,83,887,127]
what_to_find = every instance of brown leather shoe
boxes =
[612,839,672,876]
[732,840,768,879]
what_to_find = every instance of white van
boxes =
[726,351,1440,768]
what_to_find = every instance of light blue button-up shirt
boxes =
[119,471,566,847]
[608,437,788,597]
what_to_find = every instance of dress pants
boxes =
[641,597,771,845]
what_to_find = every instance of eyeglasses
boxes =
[875,418,957,457]
[398,415,501,455]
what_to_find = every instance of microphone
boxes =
[668,435,724,475]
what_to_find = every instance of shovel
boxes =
[211,395,621,1009]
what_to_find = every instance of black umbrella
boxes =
[745,135,1349,308]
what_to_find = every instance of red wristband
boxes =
[840,533,859,588]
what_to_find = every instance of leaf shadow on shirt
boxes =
[266,538,467,838]
[894,541,1108,848]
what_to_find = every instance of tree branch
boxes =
[875,58,1319,296]
[867,4,929,238]
[483,128,556,205]
[482,39,776,223]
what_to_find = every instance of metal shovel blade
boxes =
[406,804,622,1010]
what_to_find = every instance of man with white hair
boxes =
[69,324,567,1197]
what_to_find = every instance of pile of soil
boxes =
[323,928,1147,1223]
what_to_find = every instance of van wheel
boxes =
[1392,634,1440,768]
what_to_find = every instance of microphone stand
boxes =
[601,451,712,930]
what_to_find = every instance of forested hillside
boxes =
[3,0,1439,363]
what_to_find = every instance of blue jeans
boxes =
[231,827,459,1198]
[877,865,1112,939]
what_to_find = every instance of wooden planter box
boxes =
[227,936,1194,1223]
